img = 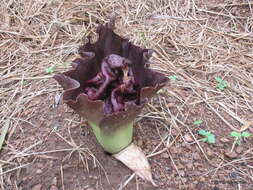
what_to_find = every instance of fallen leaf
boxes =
[220,137,230,143]
[235,146,243,154]
[192,120,203,125]
[0,119,10,151]
[184,134,194,143]
[224,150,238,159]
[239,120,253,132]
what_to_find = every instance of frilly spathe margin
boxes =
[54,20,168,131]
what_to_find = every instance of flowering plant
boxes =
[54,18,168,185]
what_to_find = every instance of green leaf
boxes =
[198,129,209,136]
[235,137,241,145]
[230,131,241,137]
[45,66,55,73]
[169,75,178,81]
[215,77,223,82]
[201,137,208,142]
[217,82,228,91]
[193,120,203,125]
[215,77,228,91]
[207,134,216,143]
[241,132,251,138]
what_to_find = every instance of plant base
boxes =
[89,121,133,154]
[113,143,156,186]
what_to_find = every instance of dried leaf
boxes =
[0,120,10,151]
[113,143,156,186]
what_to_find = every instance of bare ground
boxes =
[1,0,253,190]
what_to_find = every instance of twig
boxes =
[61,165,65,190]
[208,2,253,9]
[197,8,248,19]
[192,89,240,131]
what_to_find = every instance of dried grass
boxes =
[1,0,253,189]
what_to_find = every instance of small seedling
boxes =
[169,75,178,81]
[215,77,228,91]
[230,131,251,145]
[138,32,146,40]
[21,80,28,85]
[231,23,237,31]
[157,89,166,94]
[193,120,203,125]
[45,66,55,73]
[198,129,215,144]
[136,31,148,46]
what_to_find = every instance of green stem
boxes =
[88,121,133,154]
